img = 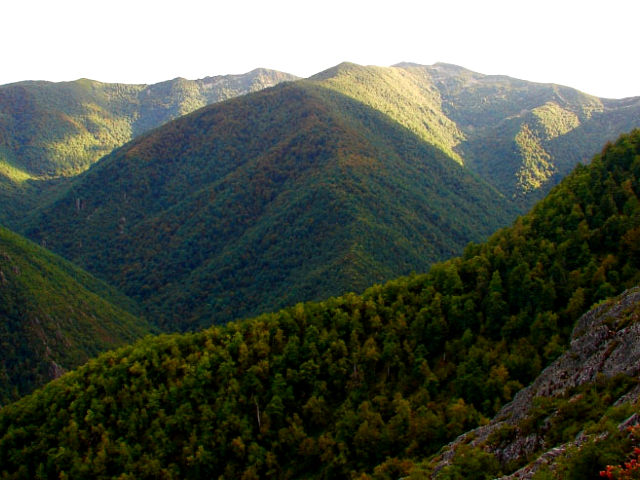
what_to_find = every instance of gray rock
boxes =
[429,286,640,478]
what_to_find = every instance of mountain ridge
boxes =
[0,68,298,224]
[403,62,640,202]
[23,80,517,330]
[2,61,637,230]
[303,61,640,206]
[14,62,640,332]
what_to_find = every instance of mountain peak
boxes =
[307,61,366,80]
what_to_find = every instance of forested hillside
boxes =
[0,226,151,405]
[3,62,637,229]
[315,62,640,205]
[23,81,518,330]
[2,130,638,479]
[3,62,637,330]
[0,69,296,225]
[309,62,466,163]
[420,62,640,203]
[422,286,640,479]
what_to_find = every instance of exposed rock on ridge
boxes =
[430,286,640,478]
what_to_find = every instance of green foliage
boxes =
[0,295,488,479]
[0,70,297,226]
[2,62,638,231]
[308,62,640,207]
[504,374,639,474]
[0,70,296,179]
[23,81,519,330]
[2,131,640,478]
[432,444,502,479]
[531,102,581,139]
[4,63,638,335]
[0,225,151,405]
[408,63,640,205]
[310,62,466,163]
[532,429,635,480]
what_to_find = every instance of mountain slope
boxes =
[0,225,152,406]
[309,62,639,206]
[2,62,637,227]
[424,286,640,479]
[0,69,297,225]
[407,62,640,203]
[0,68,297,178]
[2,130,639,479]
[309,62,465,163]
[23,81,517,330]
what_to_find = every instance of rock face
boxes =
[430,286,640,478]
[503,287,640,420]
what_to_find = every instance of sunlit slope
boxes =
[0,70,297,224]
[311,62,640,205]
[0,69,296,178]
[407,62,640,202]
[310,62,465,163]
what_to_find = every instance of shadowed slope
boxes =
[0,226,151,405]
[24,81,517,330]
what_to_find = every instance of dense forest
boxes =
[22,81,518,331]
[0,226,151,405]
[0,69,296,179]
[0,62,635,335]
[420,284,640,479]
[0,69,297,225]
[2,62,638,339]
[1,130,638,478]
[312,62,640,204]
[1,62,637,229]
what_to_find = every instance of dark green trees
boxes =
[1,130,639,478]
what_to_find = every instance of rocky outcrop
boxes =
[430,287,640,478]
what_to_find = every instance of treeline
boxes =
[0,130,639,478]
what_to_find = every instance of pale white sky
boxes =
[2,0,638,98]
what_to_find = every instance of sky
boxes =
[2,0,638,98]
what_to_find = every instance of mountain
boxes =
[309,62,466,164]
[414,62,640,203]
[0,69,297,225]
[0,225,152,406]
[3,62,637,227]
[22,80,519,331]
[2,130,639,479]
[5,63,638,329]
[312,62,640,204]
[0,68,297,178]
